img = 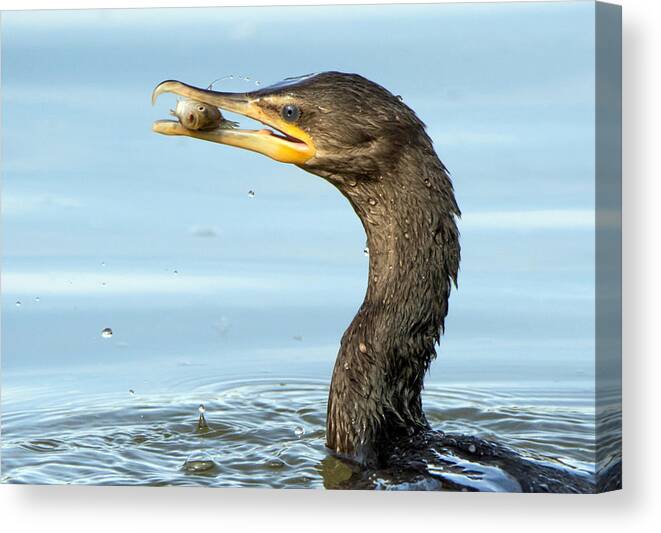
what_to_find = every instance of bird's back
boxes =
[327,429,607,493]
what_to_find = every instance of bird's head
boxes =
[152,72,429,186]
[152,73,461,463]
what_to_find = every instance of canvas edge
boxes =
[594,0,622,494]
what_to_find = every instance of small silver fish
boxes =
[170,99,237,131]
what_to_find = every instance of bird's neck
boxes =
[324,149,460,466]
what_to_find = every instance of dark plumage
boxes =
[153,72,609,492]
[277,74,461,465]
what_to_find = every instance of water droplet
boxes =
[35,296,40,303]
[101,261,106,267]
[248,190,255,198]
[396,95,403,101]
[294,426,304,437]
[173,269,179,275]
[198,404,206,415]
[15,300,21,307]
[183,452,216,473]
[359,342,368,354]
[101,327,113,338]
[245,76,251,81]
[129,389,135,396]
[255,80,261,86]
[363,247,369,257]
[101,281,107,287]
[292,335,303,341]
[468,444,477,454]
[343,362,350,370]
[404,232,410,240]
[368,198,377,206]
[196,411,209,432]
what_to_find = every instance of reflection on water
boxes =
[1,367,618,490]
[1,259,620,491]
[0,261,618,491]
[1,1,616,491]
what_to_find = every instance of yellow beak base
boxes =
[151,80,315,165]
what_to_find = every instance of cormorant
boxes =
[152,72,602,492]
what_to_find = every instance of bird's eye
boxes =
[281,104,300,122]
[198,106,205,112]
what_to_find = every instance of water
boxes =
[0,3,618,491]
[0,350,611,489]
[0,258,617,491]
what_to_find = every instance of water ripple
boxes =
[1,379,618,490]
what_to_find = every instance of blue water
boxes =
[0,3,616,490]
[0,258,609,489]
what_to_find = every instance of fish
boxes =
[170,98,238,131]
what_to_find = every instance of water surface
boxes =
[0,3,616,491]
[1,336,610,490]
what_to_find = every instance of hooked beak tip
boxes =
[150,78,316,164]
[151,80,184,106]
[151,83,166,106]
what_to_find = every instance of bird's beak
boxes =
[151,80,315,165]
